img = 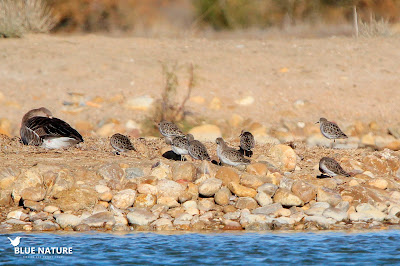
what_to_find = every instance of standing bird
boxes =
[239,130,255,157]
[20,107,83,149]
[188,138,211,175]
[158,121,185,144]
[216,137,250,167]
[319,157,350,177]
[110,133,136,155]
[171,134,194,161]
[316,118,347,142]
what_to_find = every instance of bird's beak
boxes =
[315,121,319,124]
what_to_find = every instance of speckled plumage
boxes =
[158,121,185,140]
[188,139,211,161]
[239,130,255,157]
[110,133,136,154]
[216,137,250,166]
[317,117,347,141]
[319,157,350,177]
[171,134,194,160]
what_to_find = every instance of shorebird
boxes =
[319,157,350,177]
[158,121,185,144]
[20,107,83,149]
[239,130,255,157]
[110,133,136,155]
[188,138,211,175]
[171,134,194,161]
[216,137,250,167]
[316,117,347,142]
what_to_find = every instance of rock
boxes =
[255,192,273,207]
[172,163,196,182]
[224,211,241,220]
[74,224,90,231]
[350,203,386,222]
[291,181,317,203]
[21,187,46,202]
[269,144,297,172]
[95,185,110,194]
[125,168,145,180]
[198,198,215,212]
[97,163,124,181]
[214,187,231,206]
[235,96,254,106]
[53,188,97,212]
[362,155,389,175]
[0,190,12,206]
[236,197,258,210]
[99,192,113,202]
[306,134,332,148]
[199,178,222,197]
[273,188,303,207]
[125,95,154,111]
[151,162,172,180]
[0,167,19,189]
[81,212,116,227]
[361,133,375,147]
[252,203,283,215]
[56,214,82,228]
[246,163,268,176]
[317,187,342,206]
[188,124,222,142]
[7,210,24,220]
[137,183,158,195]
[216,167,240,185]
[257,183,278,197]
[240,174,263,189]
[151,218,174,231]
[33,220,58,231]
[367,178,388,190]
[156,195,179,207]
[127,209,157,226]
[24,200,45,211]
[92,204,108,214]
[49,170,75,195]
[322,207,348,221]
[111,189,136,209]
[304,216,335,227]
[157,180,185,200]
[228,182,257,198]
[275,208,291,217]
[279,177,295,190]
[11,168,43,203]
[134,194,156,208]
[208,97,221,110]
[223,220,243,230]
[240,210,267,226]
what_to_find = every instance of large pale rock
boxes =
[49,170,75,195]
[240,174,263,189]
[317,187,342,206]
[291,181,317,203]
[322,207,348,221]
[198,198,215,212]
[156,180,185,200]
[151,162,172,180]
[21,187,46,202]
[81,212,116,227]
[11,168,43,203]
[151,218,174,231]
[246,163,268,176]
[127,209,157,225]
[304,202,330,216]
[279,177,295,190]
[7,210,24,220]
[236,197,258,210]
[214,187,231,206]
[95,185,110,194]
[134,194,156,208]
[0,167,19,190]
[199,178,222,197]
[257,183,278,197]
[273,188,303,207]
[189,124,222,142]
[350,203,386,221]
[97,163,124,181]
[56,214,82,228]
[269,144,297,172]
[252,203,283,215]
[53,188,97,212]
[111,189,136,209]
[216,167,240,185]
[255,192,273,207]
[125,168,145,180]
[172,163,196,182]
[367,178,388,190]
[157,196,180,208]
[137,184,158,195]
[228,182,257,198]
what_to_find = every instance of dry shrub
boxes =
[359,17,392,37]
[0,0,55,38]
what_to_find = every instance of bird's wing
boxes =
[20,125,42,145]
[26,117,83,142]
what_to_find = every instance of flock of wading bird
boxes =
[19,107,351,178]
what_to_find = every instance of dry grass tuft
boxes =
[359,18,392,38]
[0,0,55,38]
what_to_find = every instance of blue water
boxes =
[1,230,400,265]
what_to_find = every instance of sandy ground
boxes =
[1,34,400,138]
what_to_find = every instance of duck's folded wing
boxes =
[26,117,84,142]
[20,126,42,145]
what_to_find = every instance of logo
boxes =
[7,236,73,258]
[8,237,21,247]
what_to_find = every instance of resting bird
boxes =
[316,117,347,142]
[20,107,83,149]
[216,137,250,167]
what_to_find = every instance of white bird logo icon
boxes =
[7,237,21,247]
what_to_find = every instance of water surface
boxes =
[1,230,399,265]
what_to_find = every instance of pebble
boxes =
[172,163,196,182]
[98,164,124,181]
[252,203,283,216]
[125,168,145,180]
[246,163,268,176]
[240,174,263,189]
[56,214,82,228]
[317,187,342,206]
[255,191,273,207]
[111,189,137,209]
[235,197,258,210]
[214,187,231,206]
[216,167,240,185]
[269,144,297,172]
[127,209,157,226]
[199,178,222,197]
[44,205,59,213]
[156,180,185,200]
[81,212,116,227]
[291,181,317,204]
[257,183,278,197]
[273,188,303,207]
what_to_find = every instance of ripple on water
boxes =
[0,231,400,265]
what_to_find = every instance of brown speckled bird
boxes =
[171,134,194,161]
[319,157,350,177]
[216,137,250,167]
[110,133,136,155]
[239,130,255,157]
[158,121,185,143]
[316,118,347,142]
